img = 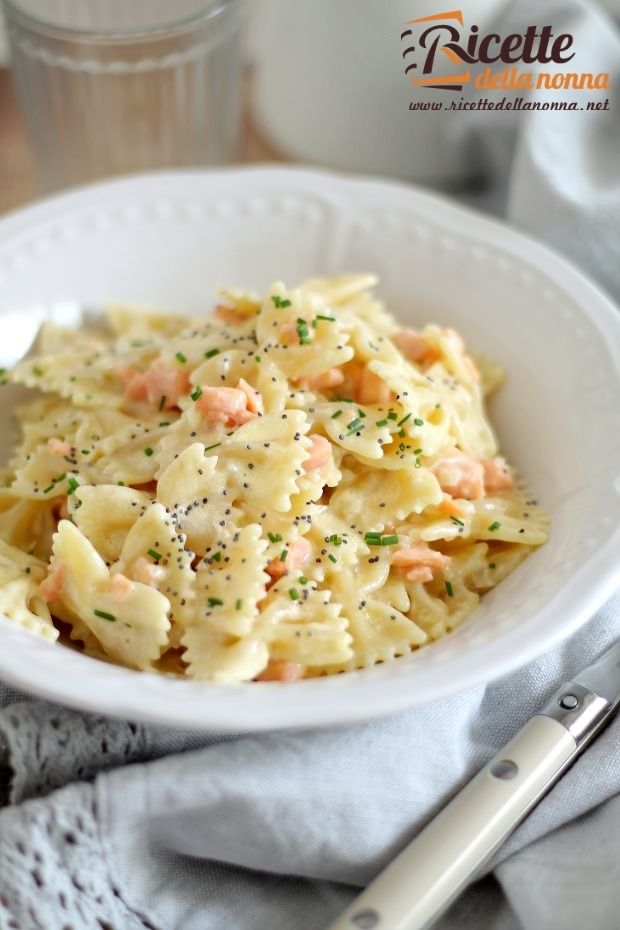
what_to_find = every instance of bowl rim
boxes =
[0,165,619,731]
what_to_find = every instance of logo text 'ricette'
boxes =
[402,10,575,92]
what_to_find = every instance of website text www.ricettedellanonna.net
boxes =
[410,96,611,111]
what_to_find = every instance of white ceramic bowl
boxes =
[0,168,619,731]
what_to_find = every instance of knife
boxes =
[327,641,620,930]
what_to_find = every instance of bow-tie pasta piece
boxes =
[182,524,270,681]
[0,540,57,642]
[47,520,170,668]
[72,485,153,563]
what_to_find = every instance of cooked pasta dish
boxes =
[0,275,548,682]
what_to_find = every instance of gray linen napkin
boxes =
[1,2,619,929]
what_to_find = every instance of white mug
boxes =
[250,0,510,184]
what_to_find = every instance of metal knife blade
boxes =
[572,640,620,710]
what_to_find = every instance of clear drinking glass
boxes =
[3,0,245,191]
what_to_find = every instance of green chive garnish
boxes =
[272,295,292,309]
[147,548,162,561]
[315,314,334,322]
[296,318,312,345]
[191,386,203,401]
[211,551,221,562]
[445,581,454,597]
[94,609,116,622]
[328,534,342,546]
[67,477,79,495]
[398,413,412,427]
[331,410,343,419]
[298,576,308,584]
[144,447,154,457]
[175,352,187,364]
[280,549,288,562]
[32,365,43,377]
[328,553,337,563]
[159,395,166,410]
[42,483,55,494]
[235,598,242,610]
[489,562,497,569]
[381,534,399,546]
[207,597,224,608]
[159,421,170,427]
[387,411,398,420]
[450,516,465,527]
[289,588,300,601]
[204,348,220,359]
[204,442,221,452]
[347,417,364,433]
[267,532,282,543]
[488,521,501,532]
[375,419,389,427]
[413,417,424,426]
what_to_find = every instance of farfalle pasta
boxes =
[0,275,548,681]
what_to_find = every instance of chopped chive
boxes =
[375,419,389,427]
[398,429,406,438]
[211,551,222,562]
[267,532,283,543]
[413,417,424,427]
[445,581,454,597]
[69,375,77,382]
[450,516,465,527]
[331,410,343,419]
[94,609,116,622]
[147,548,162,561]
[81,449,90,455]
[3,480,12,488]
[488,521,502,532]
[235,598,242,610]
[333,397,354,403]
[144,447,154,457]
[207,597,224,608]
[489,562,497,569]
[289,588,300,601]
[328,553,337,563]
[347,417,364,433]
[296,318,312,345]
[315,314,335,322]
[159,421,170,427]
[254,355,262,364]
[42,483,55,494]
[381,534,399,546]
[204,442,221,452]
[328,534,343,546]
[364,532,382,545]
[175,351,187,364]
[117,481,125,486]
[280,548,288,562]
[67,476,79,494]
[159,395,166,410]
[369,340,379,351]
[398,412,412,427]
[414,448,423,455]
[298,576,308,585]
[204,348,220,359]
[357,409,366,419]
[387,411,398,421]
[272,295,292,309]
[191,386,203,401]
[32,365,44,377]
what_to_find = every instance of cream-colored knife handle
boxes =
[328,714,577,930]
